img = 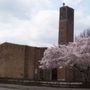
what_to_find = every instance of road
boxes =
[0,84,89,90]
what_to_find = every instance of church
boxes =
[0,5,82,81]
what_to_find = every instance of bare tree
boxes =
[75,29,90,41]
[80,28,90,38]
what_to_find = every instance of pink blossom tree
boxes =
[40,37,90,82]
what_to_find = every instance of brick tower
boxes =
[58,5,74,45]
[57,5,74,81]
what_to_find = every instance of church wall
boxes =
[24,46,35,80]
[0,43,46,80]
[24,46,46,80]
[0,43,25,78]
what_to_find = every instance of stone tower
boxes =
[58,5,74,45]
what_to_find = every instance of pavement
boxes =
[0,84,89,90]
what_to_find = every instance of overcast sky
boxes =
[0,0,90,47]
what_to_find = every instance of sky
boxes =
[0,0,90,47]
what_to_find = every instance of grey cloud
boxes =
[0,0,52,21]
[0,0,89,47]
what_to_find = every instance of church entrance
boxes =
[52,68,57,80]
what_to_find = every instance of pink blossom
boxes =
[40,37,90,70]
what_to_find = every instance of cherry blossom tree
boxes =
[68,38,90,82]
[40,37,90,82]
[39,44,70,69]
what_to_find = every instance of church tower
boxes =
[58,4,74,45]
[57,5,74,81]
